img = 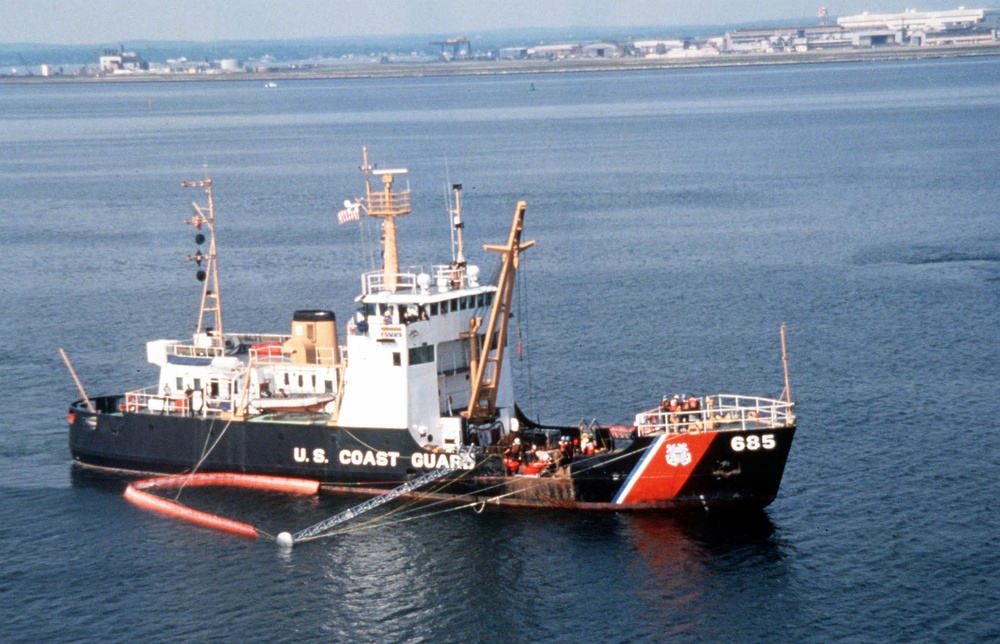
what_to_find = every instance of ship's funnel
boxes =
[284,310,339,365]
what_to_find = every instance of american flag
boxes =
[337,200,361,225]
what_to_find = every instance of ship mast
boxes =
[362,147,410,292]
[463,201,533,425]
[182,177,224,351]
[780,323,792,404]
[450,183,467,284]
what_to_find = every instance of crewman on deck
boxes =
[666,395,681,427]
[161,383,171,415]
[502,437,522,474]
[353,308,368,335]
[558,437,574,465]
[504,437,522,459]
[679,394,691,423]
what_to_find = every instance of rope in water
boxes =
[291,446,645,544]
[172,416,235,501]
[128,418,648,545]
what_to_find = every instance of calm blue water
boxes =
[1,58,998,642]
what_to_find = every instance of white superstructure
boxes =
[129,150,525,456]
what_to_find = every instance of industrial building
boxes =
[723,6,1000,53]
[61,5,999,79]
[98,48,148,73]
[836,7,999,31]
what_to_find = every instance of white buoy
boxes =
[276,531,294,548]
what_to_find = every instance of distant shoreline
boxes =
[4,43,999,84]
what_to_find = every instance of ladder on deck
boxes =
[292,467,455,542]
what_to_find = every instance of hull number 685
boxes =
[731,434,776,452]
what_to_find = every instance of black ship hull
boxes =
[70,395,796,511]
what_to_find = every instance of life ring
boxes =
[125,393,138,413]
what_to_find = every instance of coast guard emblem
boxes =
[665,443,692,467]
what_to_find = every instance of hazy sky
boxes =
[0,1,966,44]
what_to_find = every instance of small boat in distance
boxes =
[67,149,797,513]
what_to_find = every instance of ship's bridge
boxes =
[339,260,503,439]
[355,263,496,329]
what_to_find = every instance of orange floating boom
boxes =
[130,472,320,495]
[124,485,260,538]
[124,472,320,539]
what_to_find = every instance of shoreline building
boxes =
[724,6,1000,53]
[98,48,148,74]
[838,7,1000,46]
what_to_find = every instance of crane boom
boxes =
[463,201,533,425]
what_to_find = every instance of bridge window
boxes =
[409,344,435,365]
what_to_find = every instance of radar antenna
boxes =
[362,147,410,292]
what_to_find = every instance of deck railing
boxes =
[362,264,481,295]
[123,386,240,416]
[367,190,410,217]
[122,386,191,415]
[363,271,420,295]
[634,394,795,436]
[169,343,225,358]
[249,344,344,365]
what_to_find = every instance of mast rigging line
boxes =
[514,251,535,416]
